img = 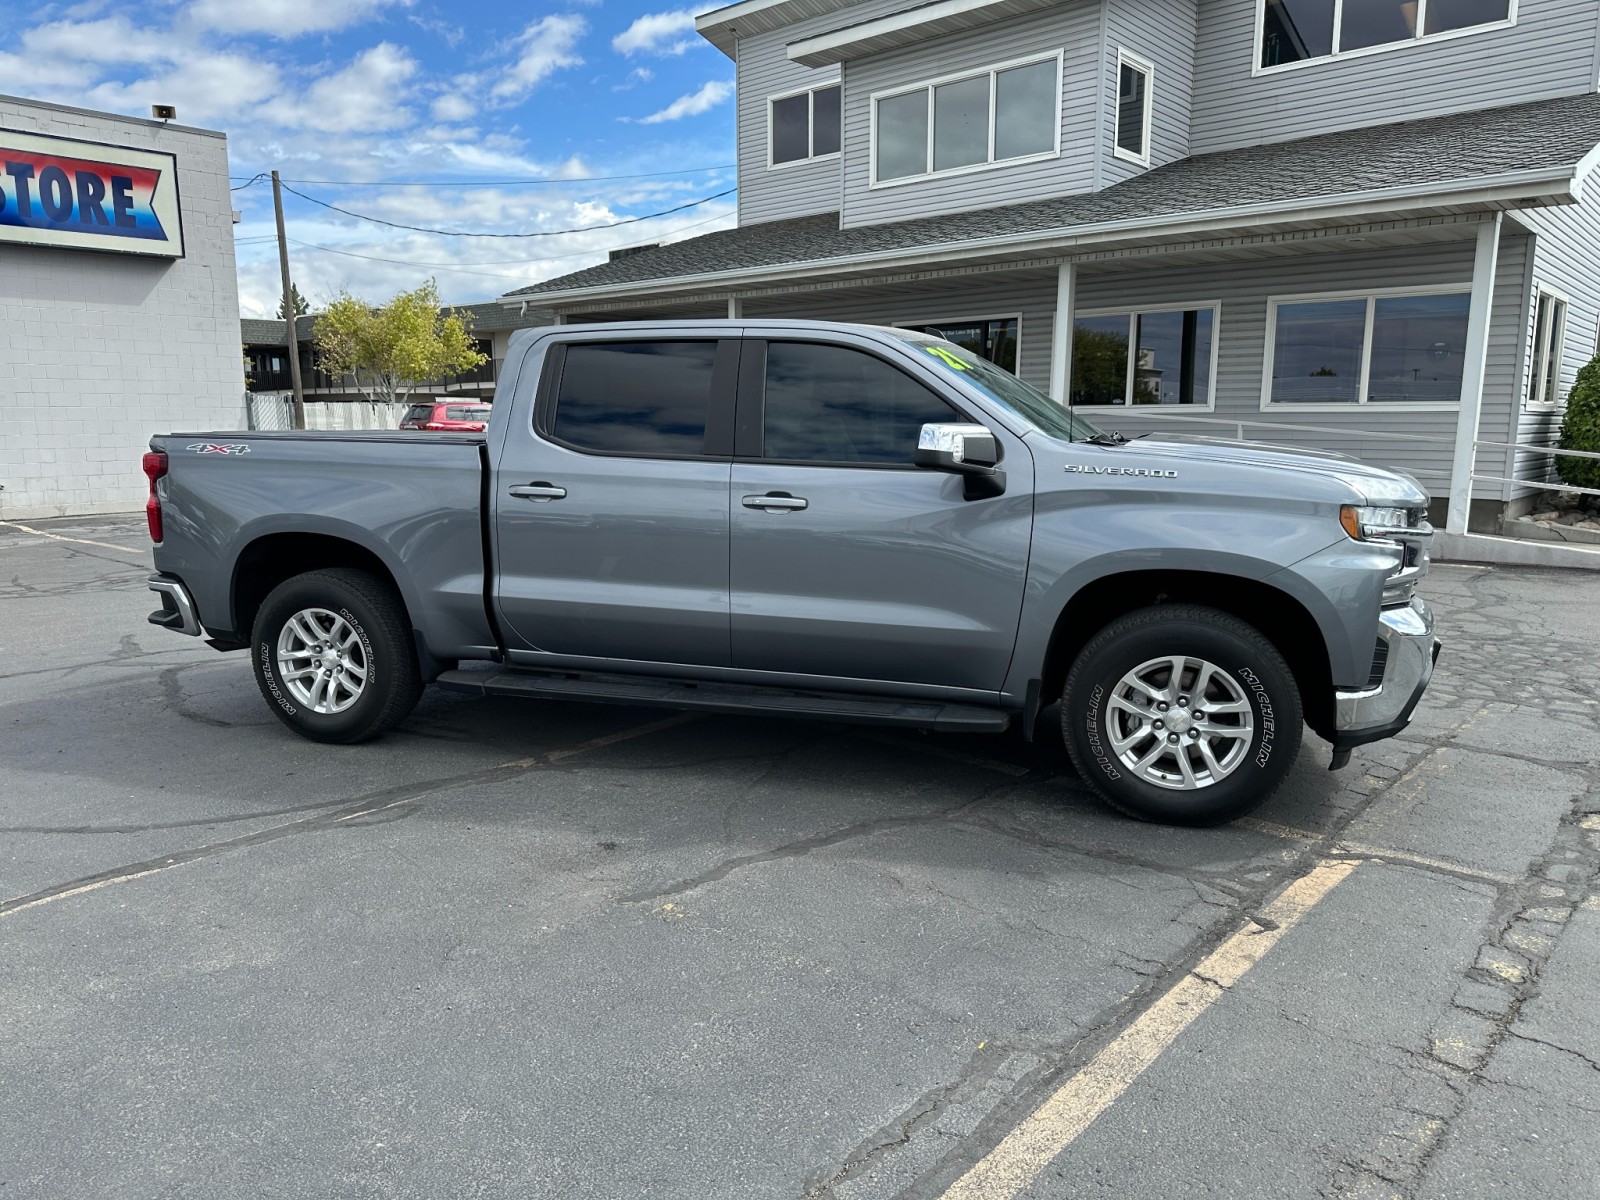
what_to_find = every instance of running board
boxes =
[434,668,1010,733]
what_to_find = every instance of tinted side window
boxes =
[554,341,718,456]
[762,342,957,465]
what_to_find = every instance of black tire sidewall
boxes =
[252,575,395,742]
[1064,614,1301,825]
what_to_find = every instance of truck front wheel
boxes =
[1061,605,1302,826]
[251,568,423,744]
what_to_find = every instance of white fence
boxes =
[246,392,413,432]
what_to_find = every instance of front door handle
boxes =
[742,493,808,512]
[508,483,567,501]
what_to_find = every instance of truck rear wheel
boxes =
[251,568,422,744]
[1061,605,1302,826]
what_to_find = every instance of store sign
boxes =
[0,128,183,258]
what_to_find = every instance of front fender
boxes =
[1002,481,1367,699]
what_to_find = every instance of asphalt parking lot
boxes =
[3,514,1598,1200]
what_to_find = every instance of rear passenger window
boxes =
[553,341,718,456]
[763,341,958,465]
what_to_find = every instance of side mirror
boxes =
[914,423,1006,500]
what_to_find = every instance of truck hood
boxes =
[1121,434,1430,506]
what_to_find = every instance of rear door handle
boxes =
[508,483,567,501]
[742,493,808,512]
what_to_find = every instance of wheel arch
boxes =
[230,529,411,647]
[1036,568,1336,740]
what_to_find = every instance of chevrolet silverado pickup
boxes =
[143,319,1439,825]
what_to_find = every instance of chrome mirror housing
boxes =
[914,423,1005,499]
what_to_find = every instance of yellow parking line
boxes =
[0,520,145,555]
[938,858,1358,1200]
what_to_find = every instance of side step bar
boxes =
[434,668,1011,733]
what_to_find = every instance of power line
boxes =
[276,212,730,280]
[277,182,735,238]
[231,172,269,192]
[228,164,734,188]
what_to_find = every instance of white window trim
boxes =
[1525,283,1571,410]
[1072,300,1222,412]
[1111,48,1153,168]
[1259,284,1472,413]
[767,81,842,172]
[868,50,1063,189]
[1252,0,1519,78]
[892,312,1024,371]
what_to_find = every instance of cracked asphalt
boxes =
[2,514,1598,1200]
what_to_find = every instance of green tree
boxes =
[277,282,310,319]
[1557,355,1600,491]
[313,280,487,406]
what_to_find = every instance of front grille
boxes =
[1366,637,1390,690]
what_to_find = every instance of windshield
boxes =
[885,329,1105,442]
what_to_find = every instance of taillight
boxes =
[142,451,168,543]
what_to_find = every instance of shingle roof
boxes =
[505,92,1600,299]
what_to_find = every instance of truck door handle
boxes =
[508,483,567,501]
[742,493,808,512]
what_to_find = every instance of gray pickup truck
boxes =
[144,319,1438,825]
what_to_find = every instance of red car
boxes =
[399,402,492,432]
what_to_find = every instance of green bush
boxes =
[1557,355,1600,491]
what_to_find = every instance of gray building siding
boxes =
[1189,0,1600,155]
[735,0,912,226]
[1099,0,1196,188]
[1505,196,1600,498]
[840,0,1103,228]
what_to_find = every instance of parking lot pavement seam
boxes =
[0,715,698,921]
[809,724,1504,1200]
[1325,786,1600,1199]
[615,778,1038,905]
[0,520,145,555]
[930,860,1360,1200]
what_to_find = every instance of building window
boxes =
[1259,0,1513,70]
[1527,290,1568,407]
[899,317,1018,374]
[1114,51,1152,164]
[1263,290,1471,407]
[1070,306,1217,406]
[770,84,841,167]
[872,53,1060,185]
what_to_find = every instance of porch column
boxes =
[1446,214,1503,535]
[727,297,743,319]
[1049,262,1077,404]
[550,313,567,326]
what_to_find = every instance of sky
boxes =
[2,1,739,315]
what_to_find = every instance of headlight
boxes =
[1340,505,1416,543]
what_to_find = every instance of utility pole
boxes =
[272,170,307,430]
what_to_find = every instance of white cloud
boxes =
[612,10,701,57]
[21,17,173,64]
[492,14,586,102]
[189,0,401,37]
[284,44,418,134]
[431,93,475,123]
[83,53,283,122]
[635,79,732,124]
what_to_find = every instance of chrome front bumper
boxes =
[148,574,202,637]
[1333,598,1439,747]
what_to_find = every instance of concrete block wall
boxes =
[0,95,246,519]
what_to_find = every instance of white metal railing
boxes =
[1468,441,1600,502]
